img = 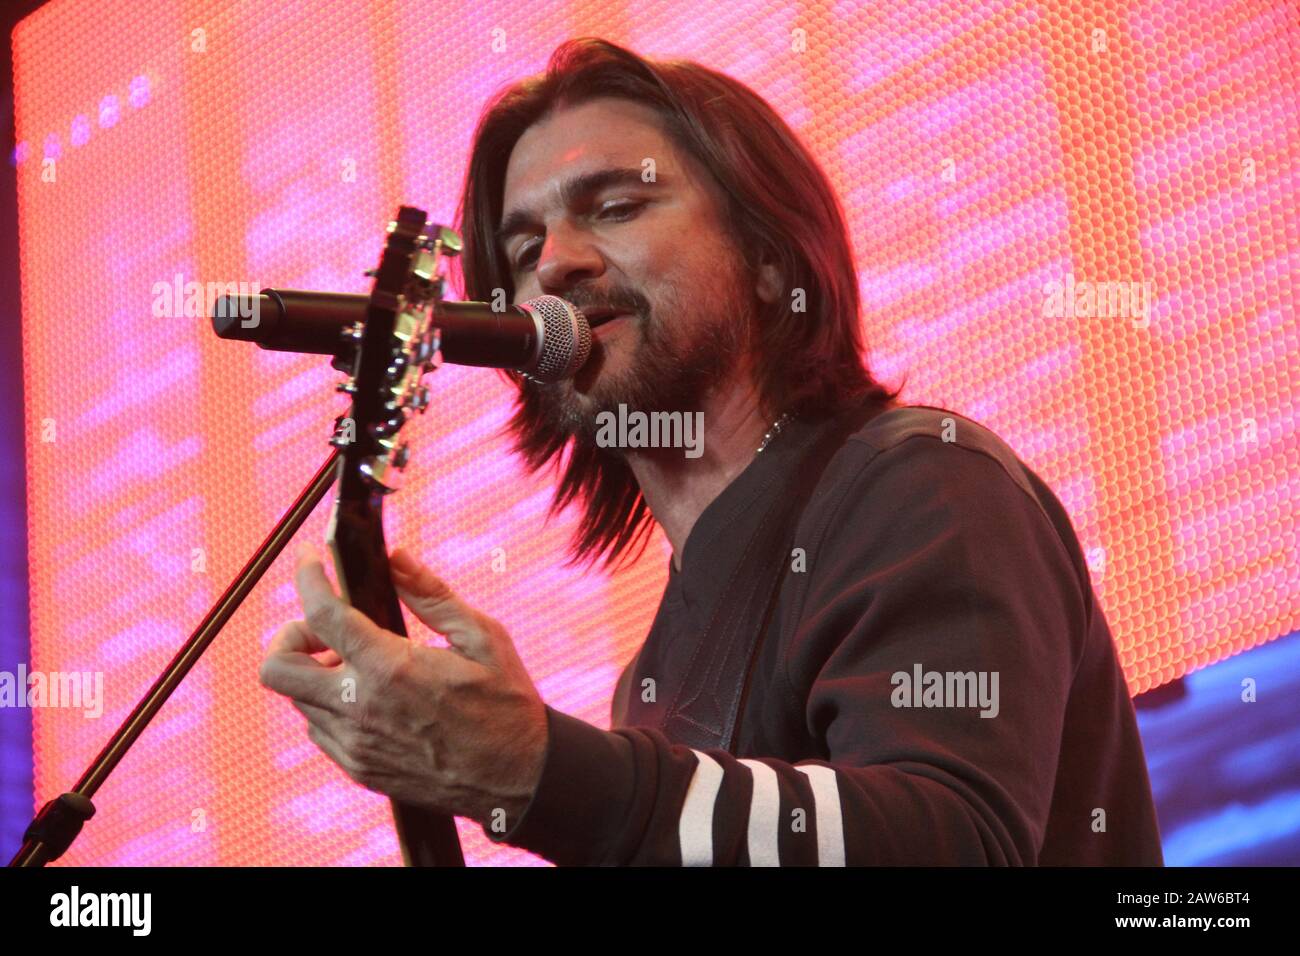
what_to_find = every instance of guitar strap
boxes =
[659,399,883,754]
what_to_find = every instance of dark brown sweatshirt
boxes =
[487,402,1164,866]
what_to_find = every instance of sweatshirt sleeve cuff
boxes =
[483,704,636,866]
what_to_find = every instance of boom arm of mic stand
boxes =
[8,449,342,867]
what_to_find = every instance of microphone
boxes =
[212,290,591,383]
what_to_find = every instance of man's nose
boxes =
[534,222,605,295]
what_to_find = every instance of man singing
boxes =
[260,37,1163,865]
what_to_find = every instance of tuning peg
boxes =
[414,335,435,365]
[368,414,405,439]
[410,385,430,411]
[393,443,411,469]
[336,381,357,395]
[412,248,436,282]
[435,225,462,256]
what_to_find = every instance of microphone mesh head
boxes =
[520,295,591,382]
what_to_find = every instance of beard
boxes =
[512,259,754,460]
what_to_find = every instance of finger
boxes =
[389,548,492,662]
[294,697,343,726]
[259,626,345,709]
[268,620,343,668]
[295,542,401,664]
[267,619,331,659]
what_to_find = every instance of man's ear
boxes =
[755,254,782,305]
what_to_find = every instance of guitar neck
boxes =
[326,493,465,867]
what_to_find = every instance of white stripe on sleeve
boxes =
[796,764,846,866]
[739,758,781,866]
[679,749,725,866]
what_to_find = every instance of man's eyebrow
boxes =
[494,166,662,247]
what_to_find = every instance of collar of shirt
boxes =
[662,410,831,616]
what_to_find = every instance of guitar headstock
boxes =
[325,206,458,605]
[331,206,460,497]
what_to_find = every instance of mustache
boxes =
[564,289,646,318]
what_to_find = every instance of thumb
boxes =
[389,548,493,662]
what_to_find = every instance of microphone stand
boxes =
[9,448,342,867]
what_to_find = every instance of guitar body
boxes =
[324,205,465,866]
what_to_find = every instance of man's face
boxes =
[499,97,759,447]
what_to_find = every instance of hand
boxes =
[258,543,549,832]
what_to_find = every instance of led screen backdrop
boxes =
[12,0,1299,865]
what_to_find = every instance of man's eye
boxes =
[514,242,540,271]
[598,200,645,220]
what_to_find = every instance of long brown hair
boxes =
[453,37,902,571]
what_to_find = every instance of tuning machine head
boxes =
[340,214,464,495]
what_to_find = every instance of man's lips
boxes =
[585,310,635,331]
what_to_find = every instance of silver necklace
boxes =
[755,412,793,454]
